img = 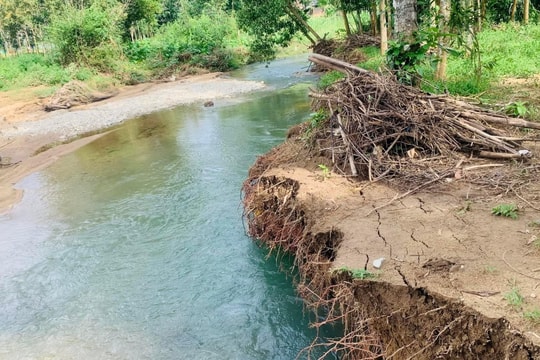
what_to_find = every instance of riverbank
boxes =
[243,136,540,358]
[0,72,265,213]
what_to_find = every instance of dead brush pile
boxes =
[45,81,118,111]
[308,54,540,193]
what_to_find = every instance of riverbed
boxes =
[0,56,334,359]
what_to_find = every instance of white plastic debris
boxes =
[518,149,531,157]
[373,257,385,269]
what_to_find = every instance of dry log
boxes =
[309,53,368,75]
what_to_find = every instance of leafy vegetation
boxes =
[524,308,540,323]
[334,266,377,280]
[491,204,519,219]
[504,286,525,309]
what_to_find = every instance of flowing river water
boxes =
[0,56,336,359]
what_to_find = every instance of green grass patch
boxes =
[504,286,525,309]
[524,308,540,323]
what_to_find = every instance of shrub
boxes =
[48,2,125,71]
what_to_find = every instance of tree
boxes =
[393,0,418,39]
[48,1,124,69]
[236,0,321,60]
[380,0,388,54]
[122,0,162,41]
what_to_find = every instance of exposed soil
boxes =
[243,137,540,359]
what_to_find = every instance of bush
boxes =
[48,2,125,71]
[131,8,241,71]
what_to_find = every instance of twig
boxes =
[365,172,451,216]
[502,250,540,281]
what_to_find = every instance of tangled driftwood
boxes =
[45,81,118,111]
[308,54,540,190]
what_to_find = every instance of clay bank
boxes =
[242,56,540,359]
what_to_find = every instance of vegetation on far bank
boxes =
[1,0,540,116]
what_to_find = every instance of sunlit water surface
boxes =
[0,56,337,359]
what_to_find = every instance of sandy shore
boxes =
[0,73,265,213]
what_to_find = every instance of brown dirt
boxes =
[243,139,540,359]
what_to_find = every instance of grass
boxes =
[505,286,525,309]
[334,266,377,280]
[483,265,498,274]
[524,308,540,323]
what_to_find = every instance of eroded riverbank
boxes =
[243,139,540,359]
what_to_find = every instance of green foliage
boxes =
[123,0,162,39]
[318,70,345,89]
[504,286,524,309]
[0,53,97,89]
[125,7,240,71]
[236,0,305,61]
[48,2,124,71]
[303,110,328,140]
[505,101,529,117]
[480,25,540,78]
[491,203,519,219]
[318,164,331,178]
[334,266,376,280]
[524,309,540,323]
[386,39,433,85]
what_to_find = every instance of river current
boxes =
[0,56,333,359]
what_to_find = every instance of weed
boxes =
[505,101,529,117]
[491,203,519,219]
[318,164,331,179]
[483,265,498,274]
[334,266,377,280]
[504,286,525,309]
[524,308,540,323]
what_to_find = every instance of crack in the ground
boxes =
[452,234,464,245]
[417,197,430,214]
[411,229,431,248]
[396,267,413,287]
[374,208,388,247]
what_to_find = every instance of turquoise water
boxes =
[0,57,333,359]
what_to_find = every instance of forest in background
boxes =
[0,0,539,109]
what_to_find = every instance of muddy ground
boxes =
[244,138,540,359]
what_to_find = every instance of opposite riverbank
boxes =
[0,73,265,213]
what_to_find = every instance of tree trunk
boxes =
[392,0,417,39]
[370,2,378,35]
[436,0,450,80]
[341,10,352,37]
[524,0,530,24]
[286,2,322,43]
[380,0,388,54]
[355,10,364,34]
[510,0,518,22]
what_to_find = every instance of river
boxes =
[0,56,335,359]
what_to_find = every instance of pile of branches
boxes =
[45,81,118,111]
[308,54,540,190]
